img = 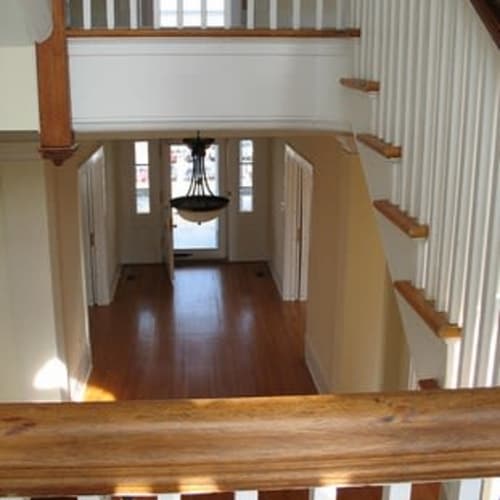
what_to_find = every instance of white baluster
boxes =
[408,0,430,220]
[377,0,389,140]
[382,483,412,500]
[438,0,467,318]
[106,0,115,28]
[293,0,301,30]
[445,479,482,500]
[315,0,324,30]
[385,0,399,147]
[177,0,183,28]
[482,478,500,500]
[224,0,232,28]
[201,0,207,28]
[83,0,91,29]
[247,0,255,29]
[459,25,499,389]
[310,486,337,500]
[158,494,182,500]
[399,0,415,211]
[449,6,484,326]
[153,0,161,28]
[235,491,258,500]
[427,0,455,301]
[359,0,368,77]
[269,0,278,29]
[336,0,344,30]
[129,0,138,28]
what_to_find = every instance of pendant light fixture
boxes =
[170,131,229,224]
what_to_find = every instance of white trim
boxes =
[70,358,92,402]
[68,37,354,57]
[305,334,329,393]
[0,142,42,165]
[73,118,349,134]
[269,261,284,299]
[110,264,122,302]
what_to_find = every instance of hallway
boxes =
[85,262,316,401]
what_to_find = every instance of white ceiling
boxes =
[0,0,52,46]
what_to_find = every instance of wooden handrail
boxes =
[66,28,361,38]
[470,0,500,48]
[1,389,500,496]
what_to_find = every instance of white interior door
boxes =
[79,158,97,306]
[169,141,227,260]
[283,144,313,301]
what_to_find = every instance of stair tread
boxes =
[356,133,402,158]
[340,78,380,92]
[394,281,462,340]
[374,199,429,239]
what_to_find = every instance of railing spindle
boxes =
[235,491,259,500]
[336,0,344,29]
[246,0,255,29]
[316,0,324,30]
[129,0,138,28]
[382,484,411,500]
[106,0,115,28]
[201,0,207,28]
[177,0,183,28]
[270,0,278,29]
[83,0,91,28]
[448,479,482,500]
[158,494,181,500]
[224,0,232,29]
[153,0,161,28]
[310,486,337,500]
[293,0,301,30]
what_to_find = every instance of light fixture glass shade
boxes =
[170,132,229,223]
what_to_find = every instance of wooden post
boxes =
[36,0,77,166]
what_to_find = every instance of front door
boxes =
[170,142,227,260]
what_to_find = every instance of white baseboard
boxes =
[268,262,285,300]
[110,264,122,302]
[70,357,92,402]
[305,335,329,394]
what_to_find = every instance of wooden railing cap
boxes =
[1,389,499,496]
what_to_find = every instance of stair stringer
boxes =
[346,88,458,389]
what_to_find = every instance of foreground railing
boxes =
[0,389,499,498]
[65,0,360,34]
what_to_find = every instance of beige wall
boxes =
[0,47,39,132]
[0,151,65,401]
[272,135,408,393]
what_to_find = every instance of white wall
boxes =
[0,47,39,131]
[69,38,353,133]
[227,138,271,262]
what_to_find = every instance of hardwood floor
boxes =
[86,262,316,401]
[86,262,439,500]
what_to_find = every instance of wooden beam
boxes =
[36,0,77,166]
[66,28,361,38]
[356,133,402,158]
[373,199,429,238]
[1,389,499,496]
[394,281,462,340]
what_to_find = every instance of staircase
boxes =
[341,0,499,396]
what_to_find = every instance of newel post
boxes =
[36,0,78,166]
